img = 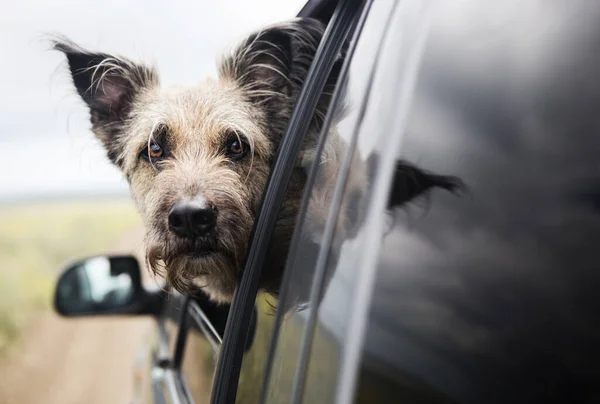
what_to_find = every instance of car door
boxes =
[354,1,600,403]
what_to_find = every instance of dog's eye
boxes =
[225,136,249,160]
[229,140,244,154]
[141,140,164,161]
[140,124,169,162]
[149,141,163,158]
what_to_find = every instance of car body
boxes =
[53,0,600,403]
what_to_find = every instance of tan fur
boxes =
[134,83,280,300]
[53,18,344,302]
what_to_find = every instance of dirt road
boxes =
[0,227,156,404]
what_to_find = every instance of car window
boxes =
[258,1,415,403]
[357,2,600,404]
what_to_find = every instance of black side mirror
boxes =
[54,255,164,317]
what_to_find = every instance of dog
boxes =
[53,17,463,303]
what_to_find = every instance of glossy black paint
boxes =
[359,1,600,403]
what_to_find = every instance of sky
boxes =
[0,0,305,201]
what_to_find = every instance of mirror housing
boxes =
[54,255,164,317]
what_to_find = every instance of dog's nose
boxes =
[168,201,216,239]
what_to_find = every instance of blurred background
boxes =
[0,0,303,402]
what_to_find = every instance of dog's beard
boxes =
[145,227,248,302]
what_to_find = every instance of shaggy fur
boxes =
[53,18,343,302]
[53,17,463,303]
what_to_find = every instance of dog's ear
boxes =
[365,155,465,210]
[53,38,158,147]
[387,161,466,208]
[219,18,325,106]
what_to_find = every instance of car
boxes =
[52,0,600,403]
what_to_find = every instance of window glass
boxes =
[357,2,600,404]
[259,1,402,403]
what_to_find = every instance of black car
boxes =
[53,0,600,403]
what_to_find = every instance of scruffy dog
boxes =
[53,18,340,302]
[54,17,461,303]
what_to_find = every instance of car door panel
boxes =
[358,1,600,403]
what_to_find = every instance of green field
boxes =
[0,199,141,353]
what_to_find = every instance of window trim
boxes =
[209,1,365,403]
[298,0,337,22]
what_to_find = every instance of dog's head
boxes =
[54,18,336,302]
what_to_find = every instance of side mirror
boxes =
[54,255,163,317]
